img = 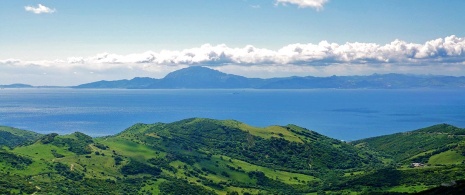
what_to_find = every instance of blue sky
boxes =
[1,0,465,85]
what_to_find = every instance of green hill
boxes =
[110,118,377,171]
[1,119,465,194]
[352,124,465,165]
[0,126,42,148]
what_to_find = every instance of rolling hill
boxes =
[0,126,42,148]
[1,119,465,194]
[352,124,465,165]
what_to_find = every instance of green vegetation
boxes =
[0,151,32,169]
[121,160,162,176]
[0,126,42,148]
[1,119,465,194]
[353,124,465,163]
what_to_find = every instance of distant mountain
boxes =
[75,66,264,89]
[75,77,158,89]
[0,84,65,89]
[157,66,260,88]
[0,84,34,88]
[74,66,465,89]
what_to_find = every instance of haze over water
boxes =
[1,88,464,140]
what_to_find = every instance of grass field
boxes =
[139,178,167,195]
[98,137,165,161]
[428,150,465,165]
[220,120,304,143]
[386,184,430,193]
[9,143,73,175]
[211,155,318,184]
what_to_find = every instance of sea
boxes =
[1,88,464,141]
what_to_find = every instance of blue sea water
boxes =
[0,88,464,141]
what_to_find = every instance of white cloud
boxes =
[275,0,329,10]
[24,4,56,14]
[61,35,465,66]
[1,35,465,85]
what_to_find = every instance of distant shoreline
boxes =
[4,67,465,89]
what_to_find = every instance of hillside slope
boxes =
[352,124,465,164]
[0,126,42,148]
[1,119,465,194]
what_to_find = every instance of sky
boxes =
[1,0,465,85]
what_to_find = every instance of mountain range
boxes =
[1,119,465,194]
[2,66,465,89]
[72,66,465,89]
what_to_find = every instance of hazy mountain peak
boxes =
[163,66,228,80]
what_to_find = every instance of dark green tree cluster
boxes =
[247,171,297,193]
[33,176,144,194]
[0,173,36,194]
[94,142,108,150]
[147,157,176,173]
[0,131,33,148]
[46,132,93,155]
[159,180,216,195]
[40,133,58,144]
[54,162,84,181]
[0,126,42,148]
[51,149,65,158]
[0,151,32,169]
[120,160,162,176]
[417,179,465,195]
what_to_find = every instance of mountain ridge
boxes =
[74,66,465,89]
[3,66,465,89]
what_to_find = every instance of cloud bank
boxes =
[275,0,329,10]
[24,4,55,14]
[1,35,465,85]
[64,35,465,66]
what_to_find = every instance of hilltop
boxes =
[1,119,465,194]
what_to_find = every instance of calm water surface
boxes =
[1,88,464,140]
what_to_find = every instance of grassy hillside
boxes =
[352,124,465,165]
[113,118,378,171]
[1,119,465,194]
[0,126,42,148]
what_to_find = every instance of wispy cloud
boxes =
[24,4,56,14]
[275,0,329,10]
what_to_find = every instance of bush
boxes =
[120,160,161,176]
